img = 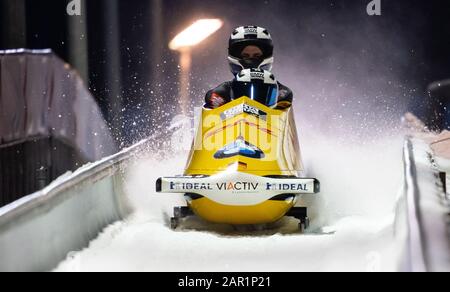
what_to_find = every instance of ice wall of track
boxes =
[395,139,426,272]
[407,139,450,271]
[0,141,147,272]
[395,138,450,272]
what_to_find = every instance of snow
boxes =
[54,131,405,272]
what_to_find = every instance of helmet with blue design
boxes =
[231,69,279,108]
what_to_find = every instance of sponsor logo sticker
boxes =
[250,71,265,80]
[220,104,267,121]
[170,181,259,192]
[244,27,258,34]
[266,183,309,192]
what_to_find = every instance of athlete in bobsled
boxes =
[205,26,293,110]
[156,26,320,232]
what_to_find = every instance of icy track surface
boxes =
[55,132,404,272]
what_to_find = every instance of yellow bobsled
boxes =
[156,69,320,232]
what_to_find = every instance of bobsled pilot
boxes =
[205,26,293,110]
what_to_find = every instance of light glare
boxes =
[169,19,223,50]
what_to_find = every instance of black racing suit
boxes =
[204,81,293,110]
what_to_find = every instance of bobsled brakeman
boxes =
[156,69,320,232]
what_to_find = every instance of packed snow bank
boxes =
[55,215,397,272]
[55,133,405,272]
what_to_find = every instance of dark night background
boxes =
[1,0,450,145]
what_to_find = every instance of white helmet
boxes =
[228,26,274,76]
